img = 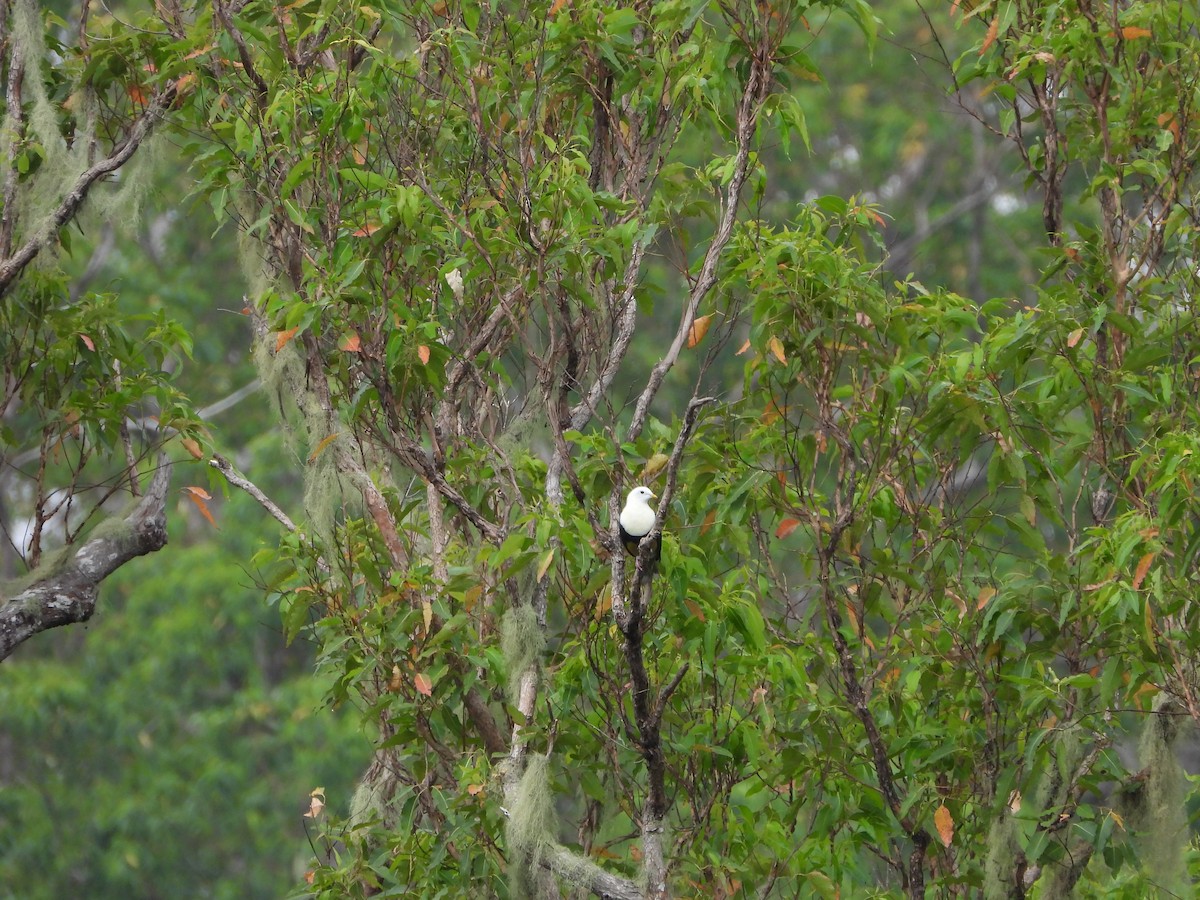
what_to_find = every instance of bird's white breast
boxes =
[619,500,656,537]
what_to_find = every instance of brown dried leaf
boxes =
[1133,551,1155,590]
[775,518,800,539]
[687,314,713,349]
[767,335,786,364]
[934,804,954,847]
[304,788,325,819]
[275,327,299,352]
[980,14,999,54]
[414,672,433,696]
[181,437,204,460]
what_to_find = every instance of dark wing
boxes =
[618,522,641,557]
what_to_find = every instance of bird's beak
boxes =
[647,491,657,499]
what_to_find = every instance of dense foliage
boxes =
[3,0,1200,897]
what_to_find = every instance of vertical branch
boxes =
[0,0,25,260]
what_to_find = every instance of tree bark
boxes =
[0,460,170,660]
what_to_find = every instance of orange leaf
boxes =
[687,314,713,349]
[414,672,433,696]
[352,223,383,237]
[275,327,299,352]
[1066,328,1084,348]
[976,586,996,610]
[183,487,217,529]
[549,0,569,13]
[183,44,214,61]
[467,783,485,796]
[1133,551,1155,590]
[934,804,954,847]
[767,336,786,364]
[308,433,338,463]
[339,332,361,352]
[1121,26,1151,40]
[417,345,431,365]
[684,598,707,623]
[775,518,800,539]
[736,338,752,356]
[980,15,999,55]
[700,509,716,535]
[181,437,204,460]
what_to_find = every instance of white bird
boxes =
[618,486,660,566]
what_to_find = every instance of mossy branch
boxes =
[0,458,171,659]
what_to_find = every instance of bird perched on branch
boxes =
[618,486,660,572]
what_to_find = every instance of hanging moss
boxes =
[501,603,544,706]
[1125,696,1189,893]
[505,753,613,898]
[982,805,1020,900]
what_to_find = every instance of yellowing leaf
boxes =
[976,586,996,610]
[775,518,800,539]
[464,584,483,610]
[181,437,204,460]
[537,549,555,582]
[641,453,669,480]
[934,804,954,847]
[1020,493,1036,527]
[275,327,299,352]
[767,336,786,364]
[308,433,338,463]
[414,672,433,696]
[1121,26,1151,39]
[594,583,613,621]
[417,345,431,365]
[1133,551,1154,590]
[687,314,713,348]
[422,598,433,633]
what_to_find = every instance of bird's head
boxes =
[627,485,656,505]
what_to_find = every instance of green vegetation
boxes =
[3,0,1200,897]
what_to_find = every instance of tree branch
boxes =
[0,84,177,299]
[0,458,170,660]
